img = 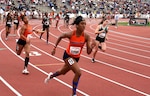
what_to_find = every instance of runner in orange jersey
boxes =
[16,15,43,74]
[45,16,96,96]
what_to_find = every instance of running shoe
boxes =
[91,58,95,63]
[44,73,53,83]
[22,69,29,74]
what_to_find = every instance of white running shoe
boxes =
[44,73,53,83]
[22,69,29,74]
[91,58,95,63]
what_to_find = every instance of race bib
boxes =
[70,46,81,55]
[14,20,18,23]
[44,21,49,25]
[68,58,75,65]
[7,22,11,25]
[99,32,106,38]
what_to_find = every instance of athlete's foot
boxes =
[91,58,95,63]
[46,41,49,44]
[22,68,29,74]
[44,73,53,83]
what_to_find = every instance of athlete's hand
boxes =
[90,39,96,49]
[26,34,32,42]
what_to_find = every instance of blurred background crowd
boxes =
[0,0,149,20]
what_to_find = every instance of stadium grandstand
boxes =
[0,0,149,24]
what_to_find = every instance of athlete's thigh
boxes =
[5,26,9,31]
[24,43,30,54]
[65,57,80,73]
[8,26,11,32]
[94,40,100,50]
[14,24,17,29]
[16,44,24,55]
[101,42,106,50]
[46,27,49,32]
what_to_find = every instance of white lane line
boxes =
[0,76,22,96]
[110,30,150,41]
[90,23,150,41]
[35,30,150,79]
[88,25,150,53]
[0,27,89,96]
[70,26,150,64]
[89,24,150,58]
[33,25,150,96]
[31,36,150,96]
[108,35,150,48]
[57,25,150,69]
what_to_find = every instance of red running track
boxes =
[0,19,150,96]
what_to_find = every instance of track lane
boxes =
[32,22,149,95]
[0,19,149,96]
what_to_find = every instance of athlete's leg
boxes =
[14,24,18,35]
[101,42,106,52]
[67,58,81,95]
[16,44,24,55]
[46,27,49,43]
[92,40,99,62]
[40,25,45,39]
[23,43,30,69]
[5,26,10,39]
[56,21,58,28]
[50,63,70,79]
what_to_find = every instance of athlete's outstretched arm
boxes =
[85,33,96,54]
[51,31,72,55]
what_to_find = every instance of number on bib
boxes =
[68,58,75,65]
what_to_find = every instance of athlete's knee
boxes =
[75,70,82,77]
[101,47,106,52]
[16,48,21,55]
[25,51,30,57]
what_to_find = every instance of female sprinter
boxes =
[13,11,20,36]
[40,12,51,44]
[5,12,12,40]
[44,16,96,96]
[16,15,41,74]
[91,18,110,63]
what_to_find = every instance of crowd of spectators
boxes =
[64,0,150,19]
[0,0,149,20]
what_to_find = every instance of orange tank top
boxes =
[20,24,32,40]
[66,30,85,58]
